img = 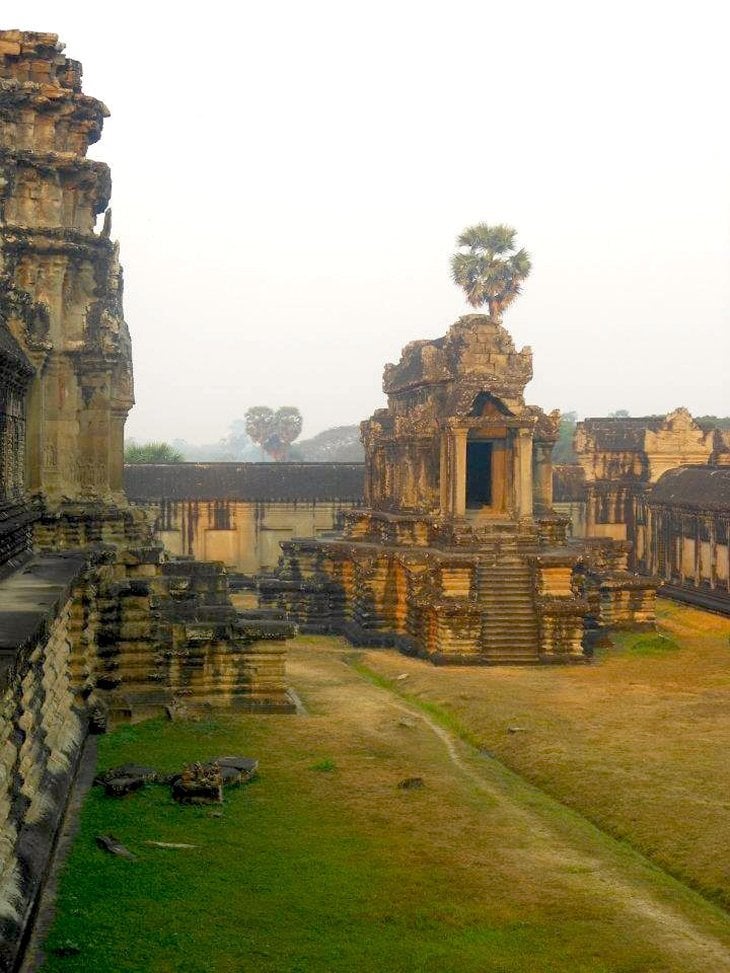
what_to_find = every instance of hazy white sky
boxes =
[6,0,730,441]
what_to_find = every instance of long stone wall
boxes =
[124,462,364,575]
[138,498,357,574]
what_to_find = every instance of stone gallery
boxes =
[554,409,730,613]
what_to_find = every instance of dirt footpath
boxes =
[286,635,730,973]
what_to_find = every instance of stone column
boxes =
[585,487,596,535]
[532,443,553,512]
[694,515,701,587]
[514,428,533,520]
[451,428,467,518]
[439,431,449,516]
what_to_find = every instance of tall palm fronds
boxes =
[451,223,531,319]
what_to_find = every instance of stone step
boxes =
[478,582,532,589]
[478,577,532,583]
[479,591,533,598]
[478,562,525,568]
[482,605,535,613]
[477,561,531,567]
[479,600,535,609]
[484,625,538,634]
[477,578,532,586]
[483,643,538,653]
[483,637,538,643]
[479,582,532,587]
[482,599,534,604]
[481,568,533,575]
[477,562,530,569]
[485,628,539,636]
[483,655,540,664]
[480,606,535,614]
[484,622,538,631]
[483,624,537,631]
[483,605,535,612]
[486,629,538,635]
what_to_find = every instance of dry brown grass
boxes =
[353,601,730,908]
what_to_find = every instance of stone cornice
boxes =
[0,146,110,179]
[0,225,114,257]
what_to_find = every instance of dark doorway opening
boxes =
[466,441,492,507]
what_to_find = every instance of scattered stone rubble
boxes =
[95,755,259,804]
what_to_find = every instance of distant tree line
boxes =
[127,409,728,467]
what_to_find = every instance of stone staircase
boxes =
[476,556,540,663]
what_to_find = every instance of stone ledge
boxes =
[0,552,87,686]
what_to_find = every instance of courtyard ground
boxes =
[356,600,730,908]
[41,602,730,972]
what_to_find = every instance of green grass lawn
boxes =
[42,614,730,972]
[42,718,628,973]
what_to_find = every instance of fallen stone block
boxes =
[96,763,158,785]
[103,776,146,798]
[96,834,136,859]
[209,755,258,784]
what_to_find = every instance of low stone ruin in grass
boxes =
[95,756,259,804]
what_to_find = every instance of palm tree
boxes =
[245,406,303,461]
[272,407,303,460]
[450,223,531,320]
[245,406,275,459]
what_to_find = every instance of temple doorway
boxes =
[466,440,492,508]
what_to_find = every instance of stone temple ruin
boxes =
[260,314,657,662]
[0,25,709,972]
[0,31,293,968]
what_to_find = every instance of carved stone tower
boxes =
[262,313,657,663]
[364,314,558,528]
[0,30,133,518]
